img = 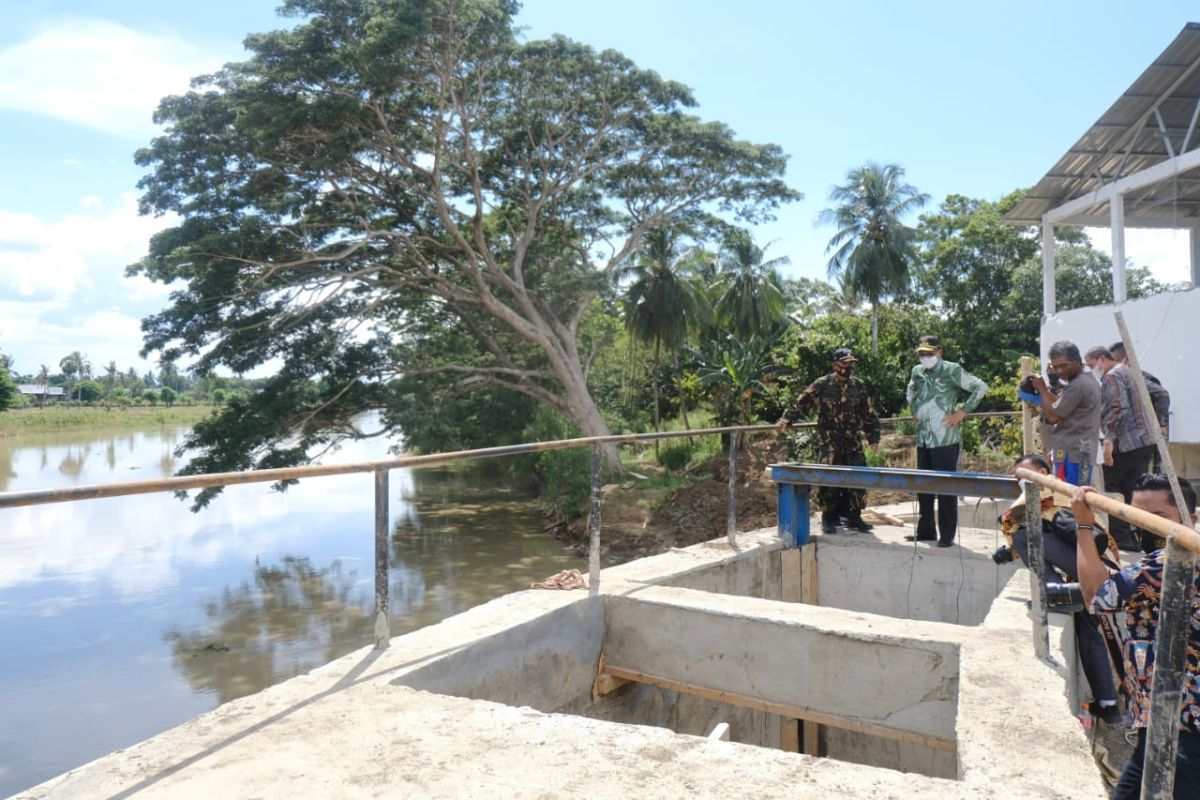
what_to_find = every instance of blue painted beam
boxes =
[777,483,810,547]
[769,463,1021,500]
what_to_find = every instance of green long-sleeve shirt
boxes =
[905,360,987,448]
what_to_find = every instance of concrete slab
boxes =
[14,527,1107,799]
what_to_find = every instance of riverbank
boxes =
[0,405,212,437]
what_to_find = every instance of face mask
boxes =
[919,356,938,370]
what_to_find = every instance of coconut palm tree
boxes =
[621,228,709,444]
[819,162,928,353]
[712,230,789,340]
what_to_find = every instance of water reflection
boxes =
[165,556,372,704]
[0,421,581,796]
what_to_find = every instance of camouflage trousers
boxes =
[817,448,867,518]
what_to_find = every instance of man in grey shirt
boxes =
[1030,341,1100,486]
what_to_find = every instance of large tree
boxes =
[131,0,798,486]
[819,162,928,353]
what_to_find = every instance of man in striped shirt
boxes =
[1088,346,1156,552]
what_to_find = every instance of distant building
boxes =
[17,385,66,405]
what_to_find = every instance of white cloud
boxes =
[0,193,173,298]
[0,193,180,371]
[0,18,225,139]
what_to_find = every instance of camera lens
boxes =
[1045,582,1084,609]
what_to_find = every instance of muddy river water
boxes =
[0,420,580,795]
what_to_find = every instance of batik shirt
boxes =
[1090,550,1200,732]
[905,360,987,449]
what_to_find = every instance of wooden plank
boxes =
[707,722,730,741]
[803,720,820,756]
[800,543,818,605]
[779,719,799,752]
[1020,356,1034,455]
[592,652,630,701]
[601,663,956,753]
[780,549,802,603]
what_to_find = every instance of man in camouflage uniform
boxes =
[776,347,880,534]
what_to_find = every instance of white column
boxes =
[1042,223,1056,316]
[1111,194,1127,304]
[1191,225,1200,288]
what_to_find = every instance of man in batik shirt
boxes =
[1074,474,1200,799]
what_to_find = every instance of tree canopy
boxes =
[130,0,799,488]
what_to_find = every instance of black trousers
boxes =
[1104,444,1154,551]
[817,448,867,518]
[916,443,960,544]
[1114,726,1200,799]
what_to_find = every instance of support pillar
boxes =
[1111,195,1127,304]
[1042,223,1056,316]
[1190,225,1200,288]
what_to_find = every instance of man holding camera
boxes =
[997,455,1121,723]
[1075,475,1200,799]
[1029,340,1101,487]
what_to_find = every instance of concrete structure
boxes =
[1005,23,1200,465]
[17,525,1107,799]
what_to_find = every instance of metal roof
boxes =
[1005,23,1200,226]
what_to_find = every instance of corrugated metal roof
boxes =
[1005,23,1200,225]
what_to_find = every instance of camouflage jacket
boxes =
[781,374,880,454]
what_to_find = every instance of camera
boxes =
[1045,582,1084,610]
[992,545,1015,565]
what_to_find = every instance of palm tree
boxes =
[713,231,789,340]
[819,162,928,353]
[621,228,709,446]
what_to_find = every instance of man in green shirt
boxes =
[905,335,987,546]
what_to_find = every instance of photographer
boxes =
[996,455,1122,722]
[1075,475,1200,799]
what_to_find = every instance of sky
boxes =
[0,1,1197,377]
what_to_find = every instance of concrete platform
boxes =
[14,528,1106,799]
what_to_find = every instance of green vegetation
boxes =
[0,406,213,437]
[73,0,1164,514]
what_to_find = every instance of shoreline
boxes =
[0,405,213,438]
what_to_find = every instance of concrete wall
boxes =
[815,537,1019,626]
[658,547,782,600]
[1042,287,1198,444]
[603,587,961,742]
[394,594,604,714]
[824,728,957,779]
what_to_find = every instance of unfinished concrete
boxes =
[15,527,1107,799]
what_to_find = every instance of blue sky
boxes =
[0,1,1196,376]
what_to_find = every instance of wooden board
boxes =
[601,663,956,753]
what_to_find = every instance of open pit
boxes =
[17,524,1105,799]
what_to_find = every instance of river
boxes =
[0,419,582,796]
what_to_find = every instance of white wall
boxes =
[1041,286,1200,443]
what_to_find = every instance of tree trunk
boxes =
[871,308,879,355]
[675,353,691,431]
[553,346,622,473]
[652,338,661,458]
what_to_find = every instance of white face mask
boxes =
[919,356,939,370]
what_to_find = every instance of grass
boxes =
[0,405,214,437]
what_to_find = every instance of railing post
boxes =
[588,445,602,597]
[1143,539,1196,799]
[777,483,810,548]
[1022,479,1051,661]
[374,467,390,650]
[727,431,739,548]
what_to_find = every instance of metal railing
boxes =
[0,411,1021,651]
